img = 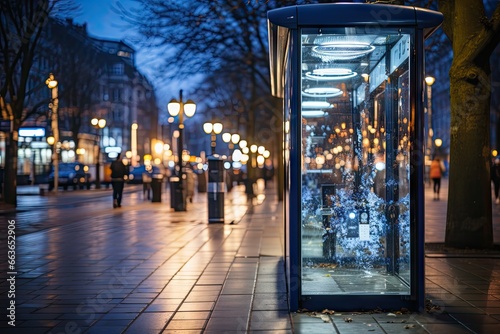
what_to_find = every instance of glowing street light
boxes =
[425,75,435,157]
[91,117,106,189]
[167,89,196,211]
[203,121,223,156]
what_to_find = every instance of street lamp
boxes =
[203,121,223,156]
[91,117,106,189]
[425,75,435,158]
[46,73,59,192]
[167,89,196,211]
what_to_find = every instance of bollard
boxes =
[170,176,185,211]
[151,173,163,202]
[207,157,225,223]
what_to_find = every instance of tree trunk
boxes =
[440,0,499,249]
[445,61,493,248]
[3,132,18,206]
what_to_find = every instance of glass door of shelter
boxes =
[300,28,413,296]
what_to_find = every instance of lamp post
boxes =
[167,89,196,211]
[46,74,59,192]
[425,75,435,158]
[91,117,106,189]
[203,122,223,156]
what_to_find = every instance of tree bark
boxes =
[439,0,500,248]
[445,62,493,248]
[3,130,19,206]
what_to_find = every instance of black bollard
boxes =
[151,173,163,202]
[207,157,225,223]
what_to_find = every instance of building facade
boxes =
[3,18,159,184]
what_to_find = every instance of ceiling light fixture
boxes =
[305,68,357,81]
[302,87,343,98]
[312,41,375,60]
[302,101,332,109]
[302,110,327,118]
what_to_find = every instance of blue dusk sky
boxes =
[72,0,177,108]
[73,0,135,41]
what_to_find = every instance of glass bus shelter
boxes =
[267,3,443,311]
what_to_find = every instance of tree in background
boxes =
[48,18,107,151]
[118,0,317,200]
[1,1,60,205]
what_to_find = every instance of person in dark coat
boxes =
[110,153,129,208]
[491,157,500,204]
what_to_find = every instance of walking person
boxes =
[491,157,500,204]
[430,157,445,200]
[185,167,195,203]
[110,153,129,208]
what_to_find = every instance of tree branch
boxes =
[459,2,500,66]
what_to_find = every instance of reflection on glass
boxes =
[300,29,412,295]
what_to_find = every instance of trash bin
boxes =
[208,157,224,223]
[151,174,163,202]
[170,176,185,211]
[197,170,207,193]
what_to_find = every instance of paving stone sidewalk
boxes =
[0,180,499,333]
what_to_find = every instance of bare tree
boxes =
[49,18,107,149]
[1,1,53,205]
[437,0,500,248]
[118,0,313,199]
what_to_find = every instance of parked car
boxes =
[128,165,162,184]
[48,162,91,190]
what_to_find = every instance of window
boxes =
[112,108,123,122]
[299,28,413,296]
[103,87,109,101]
[112,88,122,102]
[111,63,124,75]
[117,51,131,58]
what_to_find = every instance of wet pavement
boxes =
[0,179,499,333]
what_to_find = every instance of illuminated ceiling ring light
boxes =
[312,41,375,60]
[302,87,343,98]
[302,101,332,109]
[305,68,357,81]
[302,110,327,118]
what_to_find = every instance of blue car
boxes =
[48,162,91,190]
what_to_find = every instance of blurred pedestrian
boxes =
[110,153,129,208]
[491,157,500,204]
[185,167,195,203]
[429,157,445,200]
[142,169,152,200]
[243,173,255,202]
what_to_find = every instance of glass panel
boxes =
[300,28,412,295]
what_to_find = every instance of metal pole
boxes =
[51,85,59,192]
[177,89,185,211]
[211,132,216,156]
[427,84,433,157]
[95,128,101,189]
